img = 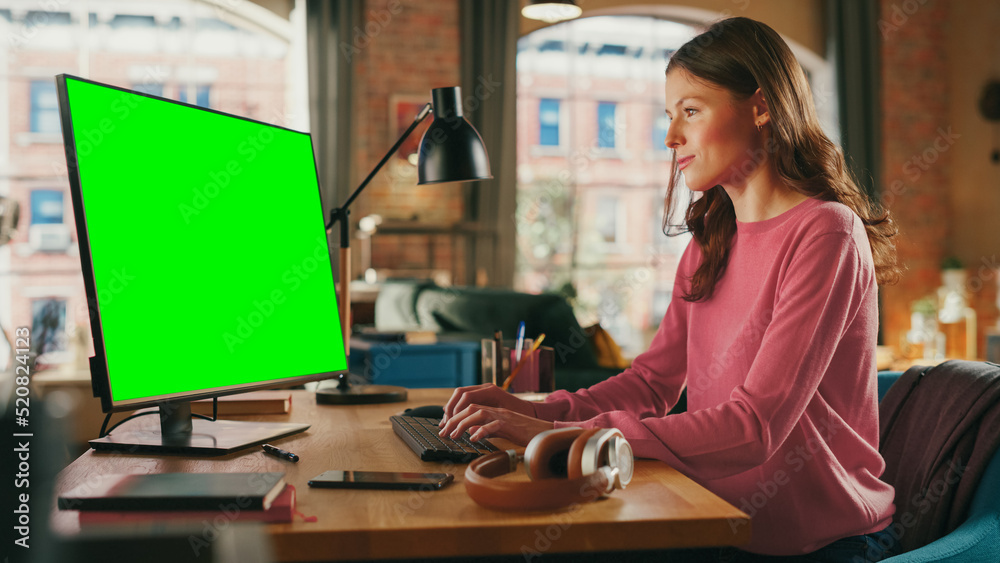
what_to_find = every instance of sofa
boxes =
[371,280,622,392]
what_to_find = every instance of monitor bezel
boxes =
[56,73,344,414]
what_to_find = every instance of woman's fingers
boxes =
[441,383,536,428]
[441,383,493,425]
[440,404,491,439]
[469,419,502,442]
[439,404,553,446]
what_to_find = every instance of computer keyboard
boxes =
[391,415,500,463]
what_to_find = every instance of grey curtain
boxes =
[306,0,363,278]
[459,0,519,287]
[827,0,882,199]
[828,0,885,344]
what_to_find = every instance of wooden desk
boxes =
[54,389,750,560]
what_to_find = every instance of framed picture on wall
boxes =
[389,94,433,177]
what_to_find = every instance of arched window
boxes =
[0,0,308,369]
[515,14,834,356]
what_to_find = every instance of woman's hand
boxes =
[439,383,552,445]
[442,383,534,421]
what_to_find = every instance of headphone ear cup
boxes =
[566,428,602,479]
[525,427,586,480]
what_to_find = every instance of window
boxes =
[539,40,565,52]
[110,15,156,28]
[2,2,309,371]
[652,111,669,151]
[31,299,68,357]
[595,195,620,245]
[596,44,628,57]
[179,84,212,108]
[132,82,165,97]
[517,17,701,356]
[539,98,560,146]
[519,14,834,356]
[30,80,59,133]
[650,289,671,326]
[25,10,70,25]
[30,190,64,225]
[597,102,617,149]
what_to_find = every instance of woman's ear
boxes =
[751,88,770,128]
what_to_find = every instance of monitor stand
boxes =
[89,401,309,456]
[315,372,407,405]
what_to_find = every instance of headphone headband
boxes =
[464,427,633,511]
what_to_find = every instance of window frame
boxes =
[29,79,60,134]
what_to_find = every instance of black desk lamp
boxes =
[316,86,492,405]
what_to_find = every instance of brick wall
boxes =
[351,0,468,284]
[879,0,1000,359]
[879,0,952,355]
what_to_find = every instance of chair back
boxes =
[877,362,1000,555]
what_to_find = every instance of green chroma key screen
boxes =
[60,75,346,406]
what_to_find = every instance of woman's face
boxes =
[663,67,766,193]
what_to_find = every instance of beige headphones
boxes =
[464,427,634,511]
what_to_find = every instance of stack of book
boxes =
[58,472,295,525]
[354,328,439,344]
[190,390,293,416]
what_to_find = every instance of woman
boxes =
[440,17,900,561]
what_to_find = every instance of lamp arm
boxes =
[325,102,432,233]
[324,102,432,374]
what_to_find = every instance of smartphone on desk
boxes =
[308,470,453,490]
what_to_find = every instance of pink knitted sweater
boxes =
[533,198,895,555]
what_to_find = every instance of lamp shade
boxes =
[417,87,493,185]
[521,0,582,23]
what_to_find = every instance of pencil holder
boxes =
[504,344,555,393]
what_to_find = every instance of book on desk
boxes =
[76,483,297,525]
[58,472,287,512]
[354,328,439,344]
[189,390,292,416]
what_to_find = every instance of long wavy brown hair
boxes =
[663,17,899,302]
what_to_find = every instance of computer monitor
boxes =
[55,74,347,455]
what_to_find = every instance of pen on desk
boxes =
[502,333,545,391]
[262,443,299,462]
[514,321,526,365]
